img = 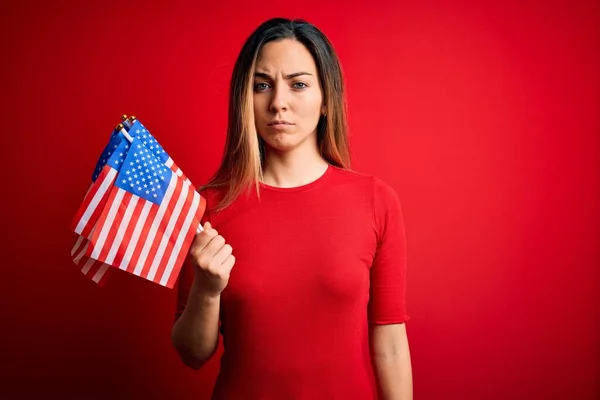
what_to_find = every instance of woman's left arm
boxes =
[370,323,413,400]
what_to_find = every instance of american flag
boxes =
[70,127,129,285]
[71,120,205,288]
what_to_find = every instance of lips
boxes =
[267,120,294,126]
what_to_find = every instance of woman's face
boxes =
[253,38,325,155]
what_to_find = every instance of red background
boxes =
[2,0,598,398]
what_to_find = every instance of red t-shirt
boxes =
[175,164,410,399]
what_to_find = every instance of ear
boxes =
[321,104,327,116]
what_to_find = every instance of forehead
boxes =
[255,38,317,73]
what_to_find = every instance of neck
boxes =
[261,143,329,188]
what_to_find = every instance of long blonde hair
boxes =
[200,18,351,211]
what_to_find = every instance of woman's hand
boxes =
[188,221,236,298]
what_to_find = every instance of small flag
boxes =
[70,127,131,285]
[71,119,205,288]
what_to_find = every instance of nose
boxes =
[269,82,289,113]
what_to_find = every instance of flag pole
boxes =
[121,114,138,129]
[128,115,137,128]
[121,114,133,129]
[115,123,134,143]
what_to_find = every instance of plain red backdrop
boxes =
[1,0,598,398]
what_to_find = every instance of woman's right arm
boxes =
[171,222,236,369]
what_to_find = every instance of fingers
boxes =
[190,221,234,269]
[213,243,233,266]
[221,254,236,271]
[192,221,218,252]
[204,234,226,257]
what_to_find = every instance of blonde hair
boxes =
[200,18,351,211]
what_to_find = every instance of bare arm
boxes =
[171,222,235,370]
[370,323,413,400]
[171,279,221,369]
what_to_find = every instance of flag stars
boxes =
[112,129,172,205]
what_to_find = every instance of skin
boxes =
[172,38,413,399]
[252,38,329,188]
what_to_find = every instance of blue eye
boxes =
[293,82,307,89]
[254,82,270,92]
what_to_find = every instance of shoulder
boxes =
[197,185,229,215]
[331,166,400,204]
[332,167,404,241]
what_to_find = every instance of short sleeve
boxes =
[368,178,411,325]
[174,188,212,321]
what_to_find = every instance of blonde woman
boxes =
[171,17,413,400]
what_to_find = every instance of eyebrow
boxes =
[254,71,313,80]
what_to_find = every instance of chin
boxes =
[265,140,297,153]
[261,135,302,153]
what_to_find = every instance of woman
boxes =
[171,17,413,399]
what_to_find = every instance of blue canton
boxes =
[127,120,170,164]
[106,139,130,170]
[92,128,125,182]
[114,137,172,205]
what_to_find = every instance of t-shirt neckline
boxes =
[259,164,334,193]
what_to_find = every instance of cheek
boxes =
[297,92,323,120]
[253,96,264,116]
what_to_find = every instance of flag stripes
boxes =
[70,118,206,289]
[72,166,118,237]
[83,163,205,288]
